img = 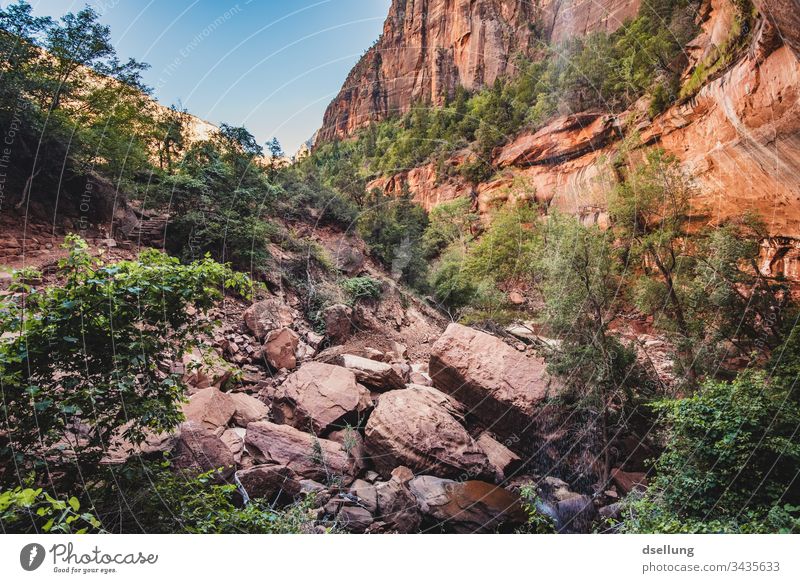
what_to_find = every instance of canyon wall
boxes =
[318,0,642,142]
[360,0,800,279]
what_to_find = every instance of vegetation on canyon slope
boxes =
[1,0,798,534]
[309,0,706,186]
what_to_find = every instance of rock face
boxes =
[263,327,300,370]
[267,361,372,434]
[172,421,235,481]
[408,476,526,533]
[494,113,618,168]
[245,421,359,483]
[338,354,406,391]
[318,0,641,142]
[358,1,800,276]
[364,386,492,480]
[429,323,561,437]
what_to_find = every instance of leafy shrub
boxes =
[517,484,557,534]
[96,465,320,534]
[0,235,251,472]
[0,486,103,534]
[620,370,800,533]
[342,276,383,303]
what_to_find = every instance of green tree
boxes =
[0,236,251,473]
[422,197,479,258]
[611,149,790,381]
[620,369,800,533]
[357,188,429,287]
[537,213,638,483]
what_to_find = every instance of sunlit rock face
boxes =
[351,0,800,278]
[318,0,641,142]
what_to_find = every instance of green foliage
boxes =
[611,150,790,381]
[342,276,383,303]
[0,0,157,200]
[0,235,251,471]
[537,212,641,481]
[426,200,539,315]
[157,128,279,269]
[465,201,540,286]
[620,370,800,533]
[277,166,360,227]
[1,486,103,534]
[517,484,557,534]
[422,197,478,258]
[357,188,429,288]
[428,248,479,313]
[97,464,319,534]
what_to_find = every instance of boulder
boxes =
[429,323,562,438]
[220,427,245,463]
[323,303,353,344]
[267,362,372,435]
[229,393,269,427]
[236,464,302,501]
[541,476,581,502]
[181,348,233,392]
[324,498,374,533]
[337,354,406,391]
[244,298,295,340]
[373,466,422,533]
[172,421,235,481]
[611,468,649,495]
[263,327,299,370]
[332,242,366,275]
[476,432,522,483]
[181,387,236,430]
[336,505,373,533]
[408,476,526,533]
[348,479,379,513]
[554,494,597,534]
[364,386,491,480]
[101,426,177,465]
[245,421,358,483]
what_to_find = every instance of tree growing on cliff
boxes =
[610,149,791,383]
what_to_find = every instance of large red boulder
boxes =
[245,421,359,483]
[364,386,492,480]
[266,361,372,435]
[429,323,562,438]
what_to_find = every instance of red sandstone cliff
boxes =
[318,0,642,142]
[356,0,800,278]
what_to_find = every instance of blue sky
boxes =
[27,0,391,153]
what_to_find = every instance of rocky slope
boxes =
[318,0,642,141]
[358,0,800,280]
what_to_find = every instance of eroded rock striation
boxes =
[319,0,641,142]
